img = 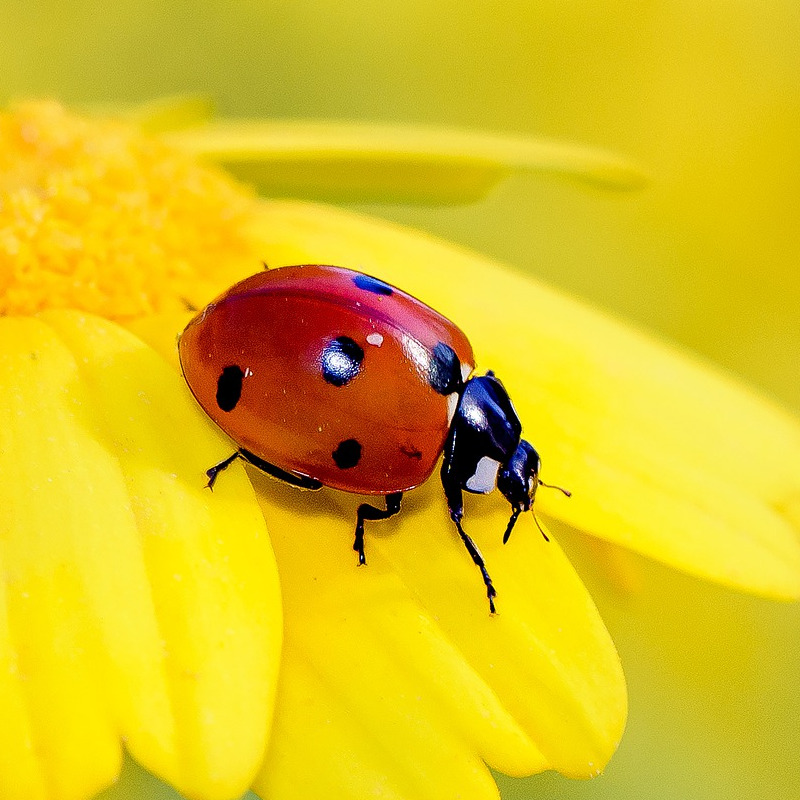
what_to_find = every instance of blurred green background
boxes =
[3,2,799,799]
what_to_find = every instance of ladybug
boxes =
[179,264,568,612]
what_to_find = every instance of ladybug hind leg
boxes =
[205,451,241,489]
[205,449,323,490]
[353,492,403,566]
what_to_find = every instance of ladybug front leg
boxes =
[353,492,403,565]
[452,516,498,615]
[442,473,498,614]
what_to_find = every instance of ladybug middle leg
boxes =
[353,492,403,566]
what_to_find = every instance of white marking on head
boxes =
[465,456,500,494]
[461,362,473,382]
[366,332,384,347]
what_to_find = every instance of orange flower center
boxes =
[0,101,261,319]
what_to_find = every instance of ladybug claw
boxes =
[353,524,367,566]
[485,574,498,614]
[204,451,241,491]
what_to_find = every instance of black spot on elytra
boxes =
[333,438,362,469]
[216,365,244,411]
[428,342,462,395]
[321,336,364,386]
[353,274,393,296]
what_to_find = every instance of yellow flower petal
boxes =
[245,199,800,599]
[76,95,217,135]
[162,119,645,204]
[120,95,217,135]
[0,312,281,800]
[250,474,624,798]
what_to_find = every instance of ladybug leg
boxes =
[453,516,498,615]
[443,481,498,614]
[206,449,324,490]
[238,449,323,490]
[353,492,403,566]
[205,451,241,489]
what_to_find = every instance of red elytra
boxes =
[179,264,474,494]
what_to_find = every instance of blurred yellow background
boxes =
[4,1,799,409]
[3,2,798,799]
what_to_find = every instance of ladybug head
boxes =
[497,439,543,542]
[497,439,571,544]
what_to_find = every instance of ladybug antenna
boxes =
[532,509,550,542]
[529,480,570,543]
[538,479,572,498]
